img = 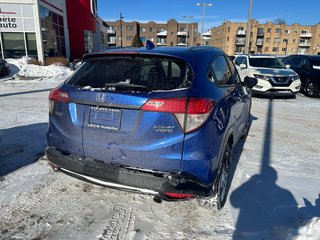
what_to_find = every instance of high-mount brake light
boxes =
[141,98,214,133]
[49,88,70,103]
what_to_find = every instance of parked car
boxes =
[45,44,256,209]
[0,59,9,77]
[234,54,301,96]
[282,55,320,97]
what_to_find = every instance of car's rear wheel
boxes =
[215,143,232,210]
[305,80,319,98]
[0,67,8,77]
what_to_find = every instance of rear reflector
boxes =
[49,88,70,103]
[164,192,194,199]
[141,98,214,133]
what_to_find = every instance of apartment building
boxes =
[211,19,320,56]
[106,19,199,47]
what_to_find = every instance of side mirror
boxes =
[244,76,257,88]
[239,63,247,69]
[285,64,291,69]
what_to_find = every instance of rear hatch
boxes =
[63,53,194,172]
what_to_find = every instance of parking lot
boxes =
[0,75,319,239]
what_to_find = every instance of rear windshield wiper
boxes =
[105,82,151,90]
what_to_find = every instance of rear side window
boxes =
[235,57,247,66]
[209,55,233,85]
[67,56,192,91]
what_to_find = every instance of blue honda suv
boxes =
[45,44,256,209]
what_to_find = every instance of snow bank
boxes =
[6,57,73,79]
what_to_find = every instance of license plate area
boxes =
[88,107,121,130]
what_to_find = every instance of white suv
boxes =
[234,55,301,96]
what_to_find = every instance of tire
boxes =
[305,80,319,98]
[215,143,232,210]
[0,67,8,77]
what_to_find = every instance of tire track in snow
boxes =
[98,204,137,240]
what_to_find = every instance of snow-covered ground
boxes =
[0,60,319,240]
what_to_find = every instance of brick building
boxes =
[106,19,200,47]
[211,19,320,56]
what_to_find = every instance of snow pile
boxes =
[293,217,320,240]
[6,57,73,79]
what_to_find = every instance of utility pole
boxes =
[244,0,253,54]
[196,3,212,45]
[120,12,123,47]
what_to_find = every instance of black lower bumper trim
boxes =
[45,147,211,200]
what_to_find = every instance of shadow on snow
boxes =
[0,123,47,177]
[230,99,320,239]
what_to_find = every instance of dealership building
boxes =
[0,0,100,63]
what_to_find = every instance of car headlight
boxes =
[291,75,300,81]
[253,74,269,80]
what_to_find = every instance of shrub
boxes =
[45,57,69,66]
[27,59,42,65]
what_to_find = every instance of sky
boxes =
[97,0,320,30]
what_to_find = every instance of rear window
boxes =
[249,57,286,69]
[67,55,192,91]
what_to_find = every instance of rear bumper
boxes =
[45,147,211,200]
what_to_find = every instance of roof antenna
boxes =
[146,40,155,50]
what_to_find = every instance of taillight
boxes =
[141,98,214,133]
[49,88,70,103]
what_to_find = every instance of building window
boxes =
[118,36,122,41]
[108,36,116,44]
[118,26,121,31]
[180,26,186,32]
[266,38,270,43]
[84,30,93,53]
[2,33,25,58]
[284,29,290,34]
[227,27,230,32]
[157,27,165,33]
[265,47,269,52]
[283,39,288,43]
[140,27,146,32]
[126,36,133,41]
[274,38,281,43]
[140,37,146,42]
[282,48,287,52]
[275,28,281,33]
[267,28,272,33]
[293,30,298,34]
[227,36,229,41]
[150,37,154,42]
[26,33,37,57]
[272,47,279,52]
[108,26,115,30]
[157,38,166,44]
[293,39,297,43]
[40,6,65,57]
[149,27,154,32]
[126,26,133,31]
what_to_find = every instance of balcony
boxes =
[177,31,187,36]
[236,30,246,35]
[299,42,311,47]
[108,41,116,45]
[157,42,167,46]
[300,32,312,38]
[177,42,187,46]
[157,30,167,36]
[107,29,116,34]
[203,36,211,40]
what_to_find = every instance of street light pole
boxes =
[244,0,253,54]
[183,16,194,47]
[120,12,123,47]
[196,3,212,45]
